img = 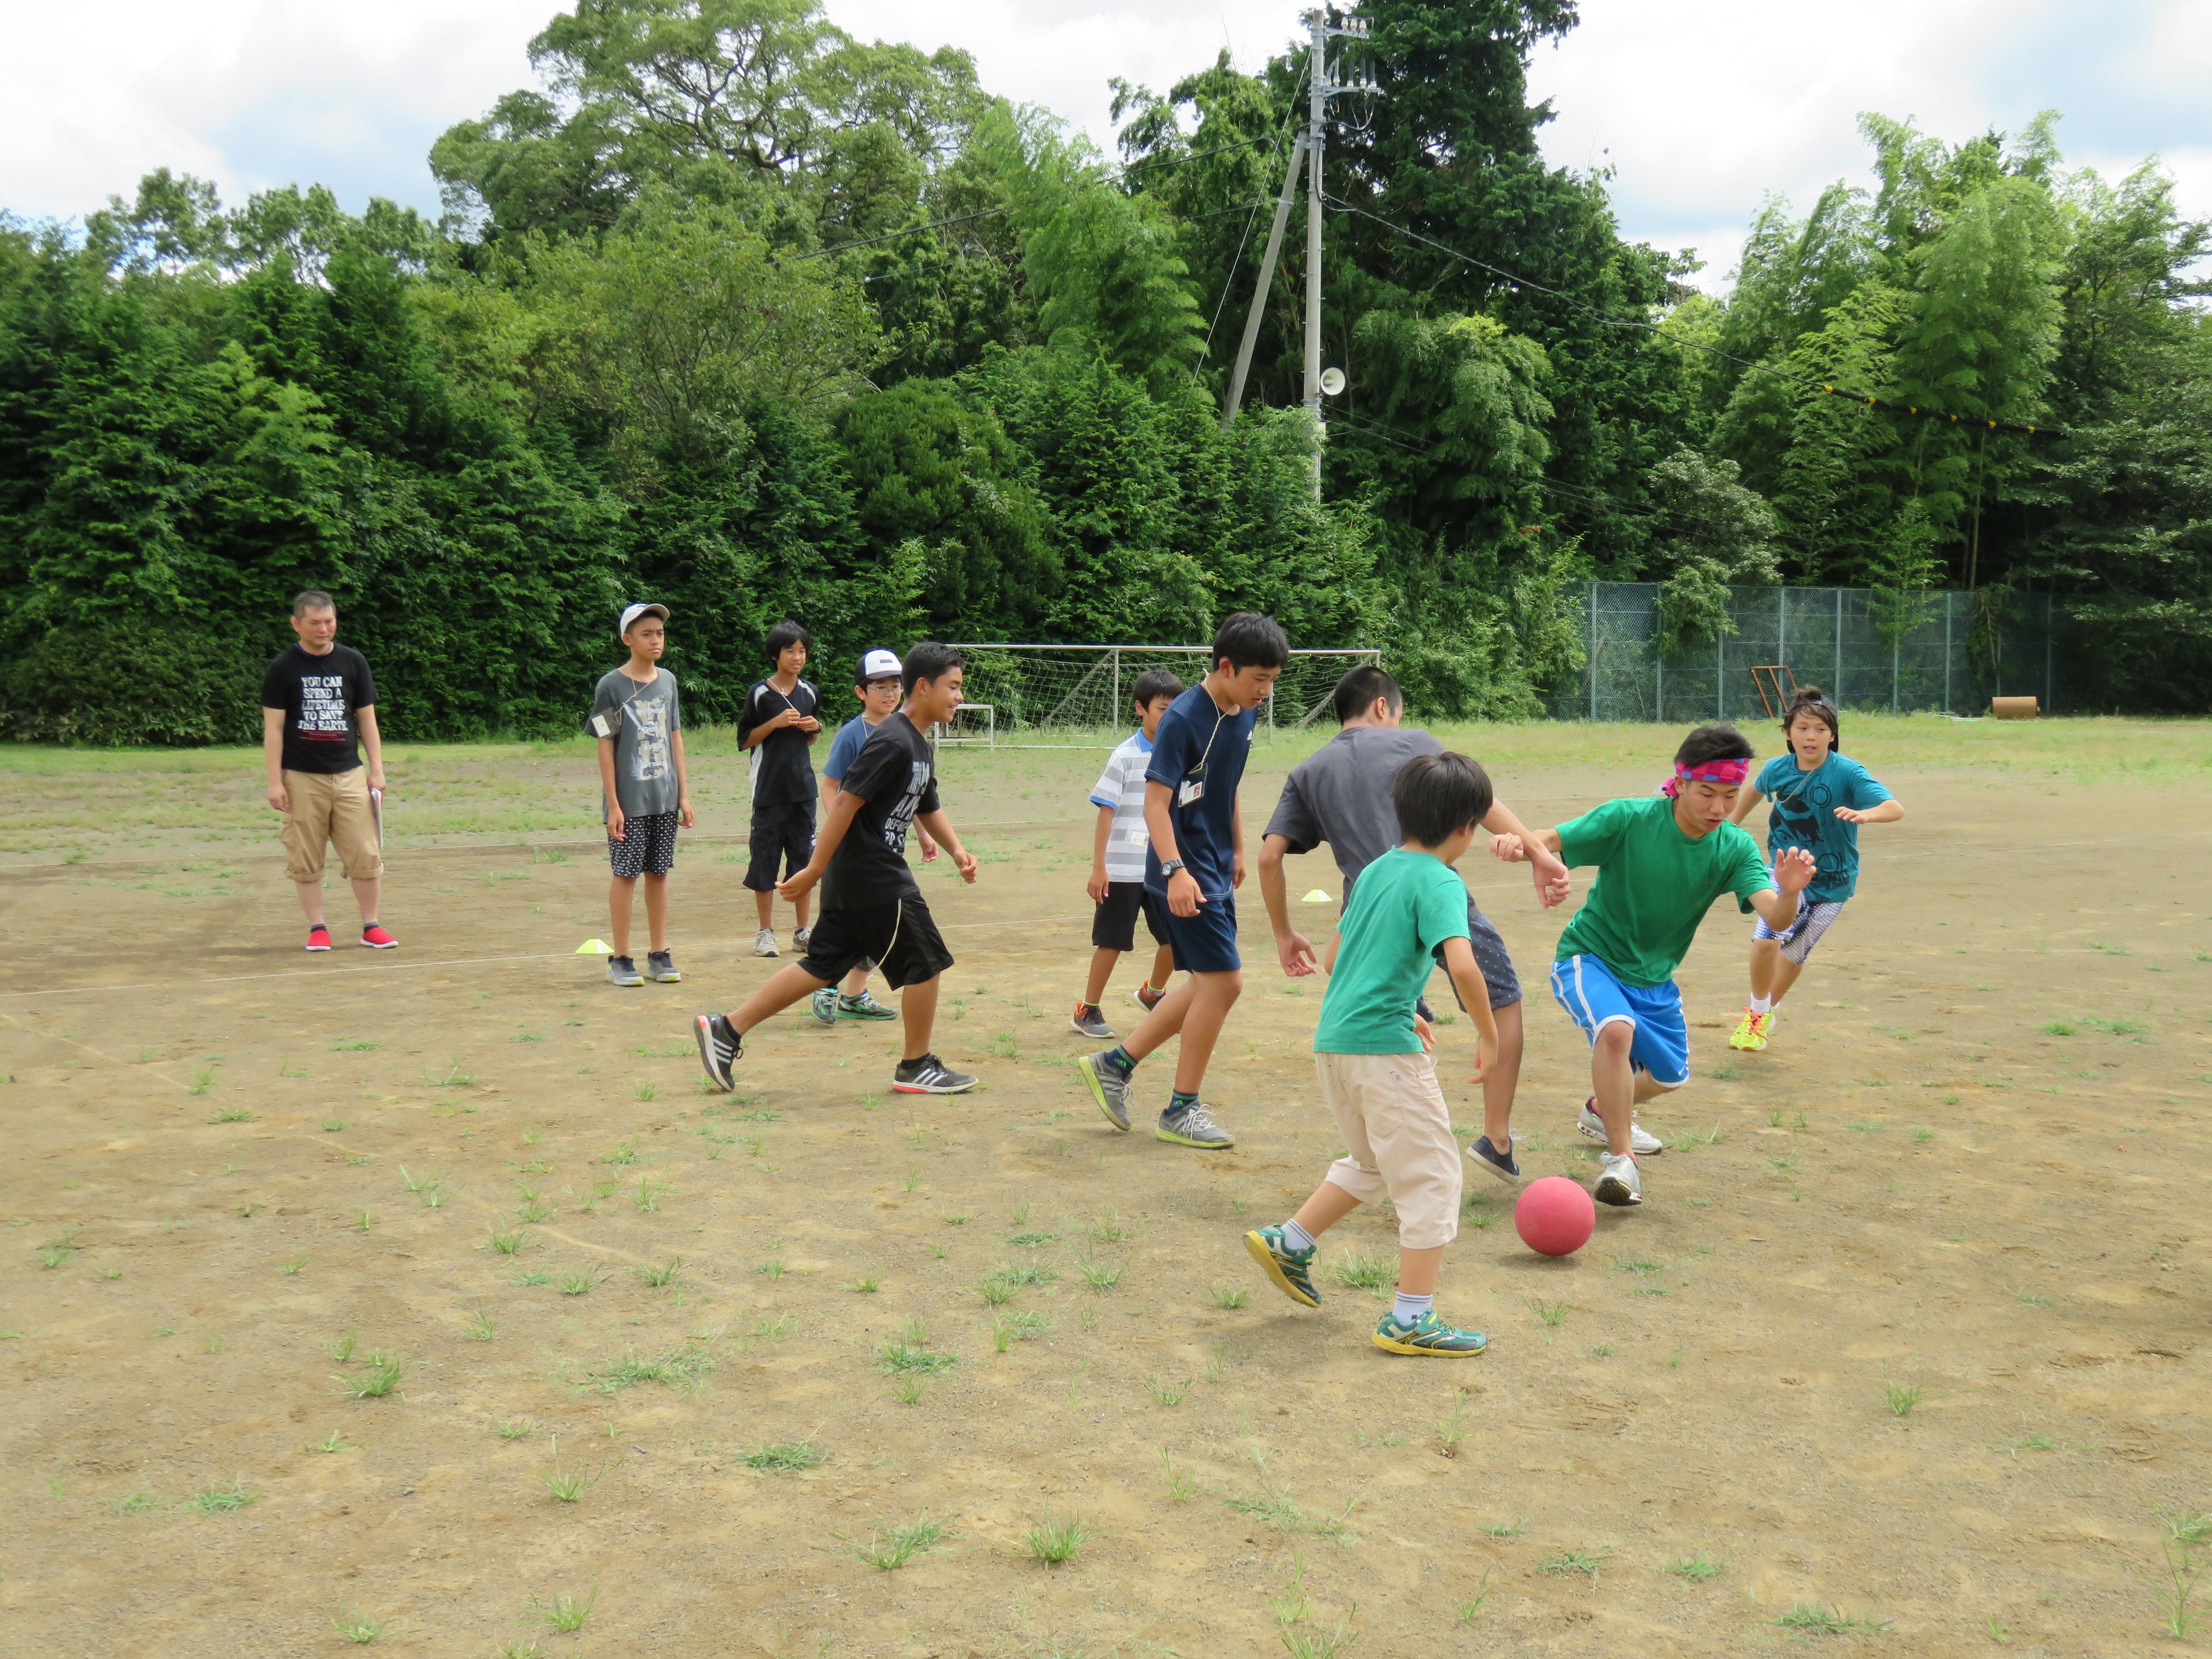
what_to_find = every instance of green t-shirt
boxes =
[1314,846,1472,1055]
[1553,795,1774,987]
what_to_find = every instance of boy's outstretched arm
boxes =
[915,808,978,884]
[1746,847,1817,930]
[1484,800,1570,907]
[1835,798,1904,824]
[1729,782,1767,827]
[777,790,864,902]
[1257,833,1319,975]
[1437,936,1499,1080]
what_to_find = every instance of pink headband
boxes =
[1661,757,1750,798]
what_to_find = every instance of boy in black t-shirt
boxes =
[736,619,822,958]
[695,643,982,1096]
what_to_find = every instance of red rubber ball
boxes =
[1514,1175,1596,1257]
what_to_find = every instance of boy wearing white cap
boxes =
[589,603,695,987]
[809,648,938,1024]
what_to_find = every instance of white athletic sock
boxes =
[1392,1291,1434,1326]
[1280,1218,1316,1254]
[1749,994,1773,1017]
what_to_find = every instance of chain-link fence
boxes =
[1548,584,2069,723]
[943,645,1381,747]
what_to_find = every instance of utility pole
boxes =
[1217,9,1375,499]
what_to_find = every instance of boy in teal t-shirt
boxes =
[1244,753,1504,1357]
[1512,724,1814,1208]
[1725,687,1903,1051]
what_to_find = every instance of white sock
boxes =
[1280,1218,1316,1254]
[1749,994,1772,1016]
[1392,1291,1434,1326]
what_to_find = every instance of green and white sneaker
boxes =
[1243,1225,1321,1308]
[1156,1100,1233,1149]
[809,987,840,1027]
[1372,1310,1488,1356]
[838,990,897,1020]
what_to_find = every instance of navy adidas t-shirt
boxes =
[1143,684,1256,902]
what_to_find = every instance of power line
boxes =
[1324,197,2067,439]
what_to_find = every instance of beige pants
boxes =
[1317,1050,1462,1249]
[280,768,384,883]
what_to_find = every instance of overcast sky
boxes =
[5,0,2206,292]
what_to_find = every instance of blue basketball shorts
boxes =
[1145,889,1241,975]
[1548,953,1691,1089]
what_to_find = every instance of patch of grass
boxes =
[1883,1378,1924,1417]
[590,1344,716,1394]
[36,1229,80,1269]
[323,1331,358,1364]
[631,1259,682,1288]
[977,1272,1018,1307]
[533,1586,598,1633]
[423,1057,477,1088]
[1331,1248,1394,1293]
[1666,1555,1724,1582]
[1674,1123,1727,1147]
[1088,1213,1131,1243]
[115,1491,163,1515]
[330,1608,387,1644]
[1775,1605,1890,1636]
[878,1327,956,1374]
[321,1119,346,1132]
[210,1106,254,1123]
[1160,1447,1197,1502]
[1617,1258,1666,1275]
[849,1275,882,1295]
[1436,1389,1473,1456]
[555,1265,603,1296]
[1025,1511,1089,1565]
[1997,1434,2062,1457]
[991,1310,1051,1352]
[187,1479,255,1515]
[1074,1249,1128,1292]
[1525,1297,1569,1328]
[1210,1283,1251,1309]
[2149,1505,2212,1639]
[488,1228,526,1255]
[740,1440,826,1472]
[1006,1230,1057,1248]
[852,1513,944,1570]
[538,1447,603,1503]
[634,1174,669,1212]
[2007,1284,2052,1307]
[1147,1376,1193,1408]
[1537,1546,1615,1580]
[337,1353,409,1400]
[279,1255,308,1276]
[465,1304,496,1342]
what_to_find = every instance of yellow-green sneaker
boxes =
[1243,1225,1321,1308]
[1372,1310,1488,1356]
[1728,1007,1768,1051]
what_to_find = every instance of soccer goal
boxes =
[937,644,1381,748]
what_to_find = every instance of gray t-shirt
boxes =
[589,667,682,818]
[1264,726,1445,906]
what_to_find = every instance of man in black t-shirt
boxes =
[695,643,982,1096]
[735,619,823,958]
[259,589,396,951]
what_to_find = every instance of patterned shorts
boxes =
[1753,891,1845,964]
[608,810,678,878]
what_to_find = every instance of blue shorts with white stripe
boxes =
[1548,954,1691,1088]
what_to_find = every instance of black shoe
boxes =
[1416,995,1436,1024]
[891,1053,976,1094]
[1467,1135,1522,1182]
[693,1013,741,1091]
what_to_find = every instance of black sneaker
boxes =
[646,950,681,983]
[607,955,644,988]
[1070,1003,1116,1039]
[1467,1135,1522,1182]
[693,1013,741,1091]
[892,1053,976,1094]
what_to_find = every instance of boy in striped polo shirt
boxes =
[1071,669,1184,1038]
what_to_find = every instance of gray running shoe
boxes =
[693,1013,741,1091]
[1070,1003,1116,1039]
[753,928,778,958]
[891,1053,976,1094]
[1578,1099,1663,1155]
[809,987,839,1026]
[606,955,644,987]
[646,950,681,983]
[1157,1100,1234,1149]
[1595,1150,1643,1207]
[793,926,812,952]
[1078,1051,1132,1131]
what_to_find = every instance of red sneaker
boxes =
[359,925,398,950]
[306,925,332,952]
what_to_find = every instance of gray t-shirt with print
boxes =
[1264,726,1445,906]
[589,667,682,818]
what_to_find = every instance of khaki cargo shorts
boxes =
[1316,1050,1461,1249]
[280,768,383,883]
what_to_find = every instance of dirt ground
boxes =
[2,714,2208,1659]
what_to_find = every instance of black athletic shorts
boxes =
[1091,879,1167,954]
[797,898,953,990]
[744,799,815,891]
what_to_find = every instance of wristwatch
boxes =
[1159,859,1187,876]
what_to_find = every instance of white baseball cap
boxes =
[858,648,902,683]
[619,602,669,635]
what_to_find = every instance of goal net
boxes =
[938,644,1381,747]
